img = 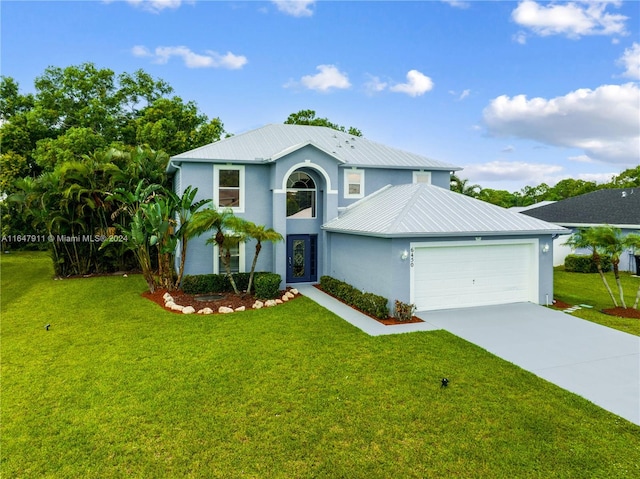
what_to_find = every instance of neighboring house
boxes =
[168,124,566,311]
[511,201,572,267]
[520,188,640,273]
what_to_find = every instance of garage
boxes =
[411,239,539,311]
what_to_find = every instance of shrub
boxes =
[181,272,265,294]
[319,276,389,319]
[564,254,612,273]
[394,300,416,322]
[254,273,282,299]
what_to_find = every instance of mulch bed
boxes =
[552,298,640,319]
[602,307,640,319]
[312,284,424,326]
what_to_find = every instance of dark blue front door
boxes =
[286,234,317,283]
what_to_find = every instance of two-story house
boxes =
[168,124,565,311]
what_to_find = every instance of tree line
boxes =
[450,167,640,209]
[2,62,638,286]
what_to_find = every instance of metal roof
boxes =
[170,124,460,171]
[323,183,567,238]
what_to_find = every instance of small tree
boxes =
[623,233,640,309]
[187,207,241,294]
[235,220,283,295]
[590,226,627,309]
[565,227,618,308]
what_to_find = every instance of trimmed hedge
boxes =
[564,254,612,273]
[319,276,389,319]
[182,272,264,294]
[254,273,282,300]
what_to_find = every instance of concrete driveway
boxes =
[416,303,640,425]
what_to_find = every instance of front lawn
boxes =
[2,252,639,478]
[554,267,640,336]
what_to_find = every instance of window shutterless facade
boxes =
[214,165,245,212]
[344,169,364,199]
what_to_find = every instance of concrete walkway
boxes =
[296,285,640,425]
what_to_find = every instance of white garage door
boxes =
[411,240,538,311]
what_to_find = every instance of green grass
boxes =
[2,252,640,478]
[554,267,640,336]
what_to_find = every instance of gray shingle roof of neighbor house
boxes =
[168,124,461,171]
[322,183,568,238]
[520,188,640,227]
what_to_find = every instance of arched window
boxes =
[287,171,316,218]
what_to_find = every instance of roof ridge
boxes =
[341,184,394,215]
[387,183,424,233]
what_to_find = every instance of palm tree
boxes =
[235,220,283,295]
[565,227,618,307]
[187,207,241,294]
[172,186,211,288]
[105,180,165,292]
[590,226,627,309]
[623,233,640,309]
[450,174,481,197]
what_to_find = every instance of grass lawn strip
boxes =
[2,252,639,478]
[554,268,640,336]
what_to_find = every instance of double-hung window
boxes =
[214,242,245,274]
[214,165,245,212]
[344,169,364,199]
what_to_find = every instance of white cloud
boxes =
[501,145,515,153]
[389,70,434,97]
[463,160,564,183]
[272,0,315,17]
[568,154,595,163]
[441,0,470,8]
[364,75,388,95]
[449,89,470,100]
[483,83,640,166]
[465,160,618,188]
[107,0,190,14]
[132,45,247,69]
[618,42,640,79]
[131,45,152,57]
[296,65,351,92]
[512,31,528,44]
[512,0,628,39]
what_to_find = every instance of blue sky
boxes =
[2,0,639,191]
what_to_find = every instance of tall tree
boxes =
[285,109,362,137]
[450,174,481,198]
[172,186,212,288]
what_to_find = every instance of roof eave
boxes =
[551,222,640,230]
[339,164,462,171]
[322,227,569,238]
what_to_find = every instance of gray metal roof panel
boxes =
[323,183,568,237]
[171,124,460,171]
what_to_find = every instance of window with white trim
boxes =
[287,171,316,218]
[213,242,245,274]
[214,165,244,212]
[344,169,365,199]
[413,171,432,184]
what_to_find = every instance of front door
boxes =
[286,234,317,283]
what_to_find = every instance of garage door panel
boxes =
[412,242,537,311]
